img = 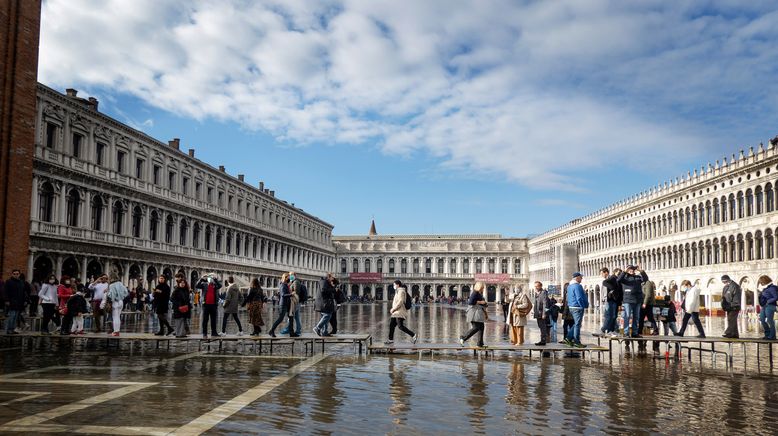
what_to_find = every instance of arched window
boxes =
[756,187,764,215]
[463,259,470,274]
[401,258,408,274]
[713,199,720,224]
[131,206,142,238]
[767,230,775,259]
[746,189,754,217]
[165,215,174,244]
[729,194,736,221]
[252,239,258,258]
[352,258,359,272]
[225,231,232,254]
[514,258,522,274]
[340,259,347,273]
[475,258,482,273]
[425,258,431,273]
[737,192,745,219]
[767,184,775,213]
[205,226,212,251]
[235,234,241,255]
[377,258,383,273]
[179,218,188,246]
[112,201,125,235]
[755,231,764,260]
[192,223,201,249]
[364,258,371,273]
[149,211,159,241]
[412,258,420,273]
[38,182,55,222]
[66,189,80,227]
[215,228,222,252]
[450,258,457,274]
[389,258,396,273]
[90,195,103,231]
[488,258,495,273]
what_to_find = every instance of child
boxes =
[68,290,89,335]
[660,295,679,336]
[548,295,560,342]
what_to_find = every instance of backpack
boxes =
[404,290,412,310]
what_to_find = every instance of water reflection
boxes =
[464,361,489,434]
[388,358,410,424]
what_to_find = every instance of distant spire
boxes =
[369,219,377,236]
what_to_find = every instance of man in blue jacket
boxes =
[565,272,589,348]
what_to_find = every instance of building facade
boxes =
[333,233,529,302]
[529,139,778,311]
[28,84,335,293]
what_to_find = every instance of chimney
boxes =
[238,174,244,182]
[259,181,264,191]
[269,190,275,197]
[88,97,99,111]
[168,138,180,150]
[65,88,77,97]
[219,165,225,172]
[188,149,195,157]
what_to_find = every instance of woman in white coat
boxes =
[677,280,705,338]
[507,287,531,345]
[104,273,129,336]
[385,280,417,345]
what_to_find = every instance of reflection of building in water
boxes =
[529,139,778,312]
[29,84,335,292]
[334,226,529,302]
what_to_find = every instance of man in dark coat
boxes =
[4,270,26,334]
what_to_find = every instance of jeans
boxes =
[174,318,189,336]
[760,304,776,339]
[601,301,618,333]
[549,318,558,341]
[678,311,705,337]
[662,321,679,336]
[269,304,292,335]
[91,302,104,332]
[4,309,18,333]
[111,300,124,333]
[623,303,641,336]
[29,296,39,318]
[315,312,332,335]
[639,305,658,334]
[566,308,584,344]
[222,313,243,333]
[460,321,484,346]
[537,317,550,343]
[282,306,302,335]
[201,304,218,336]
[157,312,173,334]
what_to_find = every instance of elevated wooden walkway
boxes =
[368,342,608,362]
[0,332,372,356]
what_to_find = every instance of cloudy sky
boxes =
[38,0,778,236]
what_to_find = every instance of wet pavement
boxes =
[1,303,777,434]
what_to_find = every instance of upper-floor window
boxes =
[488,258,495,273]
[514,258,522,275]
[377,259,383,273]
[228,195,234,211]
[501,259,508,274]
[38,182,55,223]
[90,196,103,231]
[218,191,224,208]
[112,201,124,235]
[475,258,482,274]
[71,133,83,158]
[412,258,419,274]
[135,159,144,179]
[425,258,431,274]
[45,122,57,149]
[95,142,105,166]
[389,259,395,274]
[364,258,371,273]
[463,259,470,274]
[149,211,159,241]
[131,206,142,238]
[168,171,176,191]
[341,259,347,273]
[116,151,126,174]
[195,182,202,200]
[207,187,213,203]
[153,165,160,185]
[401,258,408,274]
[450,258,457,274]
[437,258,444,274]
[352,258,359,272]
[182,177,189,195]
[66,189,80,227]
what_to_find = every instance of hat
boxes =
[572,272,583,278]
[721,275,731,281]
[626,265,637,270]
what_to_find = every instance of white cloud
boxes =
[38,0,778,189]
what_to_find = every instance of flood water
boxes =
[1,303,777,435]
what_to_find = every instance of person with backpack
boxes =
[460,281,488,347]
[560,283,574,343]
[385,280,417,345]
[313,274,336,337]
[617,265,648,338]
[507,286,532,345]
[600,268,622,337]
[533,281,551,346]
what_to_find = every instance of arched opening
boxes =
[61,257,80,279]
[146,266,158,284]
[112,201,125,235]
[162,267,173,281]
[190,270,199,286]
[86,259,103,281]
[38,182,55,222]
[66,189,80,227]
[165,215,174,244]
[91,195,104,231]
[448,285,458,298]
[411,284,420,297]
[149,210,159,241]
[131,206,143,238]
[486,285,497,302]
[179,218,188,246]
[351,284,360,297]
[33,255,53,283]
[128,264,142,289]
[375,286,383,300]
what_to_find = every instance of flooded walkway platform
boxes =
[369,342,609,362]
[0,332,372,356]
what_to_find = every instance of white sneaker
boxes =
[237,331,244,336]
[384,340,394,345]
[218,332,226,337]
[412,335,418,344]
[459,337,465,346]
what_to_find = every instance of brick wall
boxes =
[0,0,41,278]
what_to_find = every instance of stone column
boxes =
[81,256,88,282]
[54,254,63,278]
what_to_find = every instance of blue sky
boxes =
[38,0,778,236]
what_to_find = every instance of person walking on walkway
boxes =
[195,274,222,339]
[459,282,487,348]
[330,278,343,334]
[153,276,174,336]
[507,286,531,345]
[758,275,778,340]
[600,268,622,337]
[88,275,108,332]
[283,272,305,336]
[3,270,25,334]
[565,272,588,348]
[386,280,417,345]
[721,275,742,339]
[269,273,294,338]
[677,280,705,338]
[38,274,60,334]
[57,277,75,335]
[105,274,129,336]
[171,277,191,338]
[534,281,551,346]
[660,295,679,336]
[313,275,336,337]
[243,278,266,335]
[617,266,648,338]
[221,276,244,336]
[640,279,659,335]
